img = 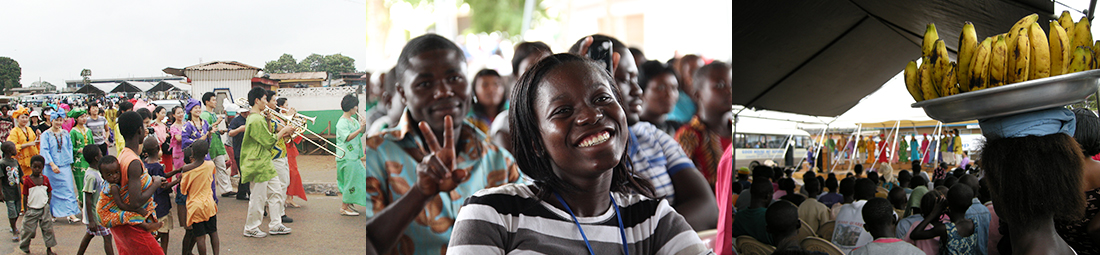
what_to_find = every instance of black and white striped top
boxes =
[447,184,714,255]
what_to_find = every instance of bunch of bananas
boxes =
[906,11,1099,102]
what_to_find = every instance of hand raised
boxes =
[576,36,622,76]
[414,115,467,195]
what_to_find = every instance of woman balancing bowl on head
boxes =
[978,108,1086,254]
[447,53,713,254]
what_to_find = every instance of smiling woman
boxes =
[446,53,713,255]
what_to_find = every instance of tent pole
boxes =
[890,120,901,163]
[813,125,829,171]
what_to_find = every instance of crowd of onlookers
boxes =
[726,106,1100,255]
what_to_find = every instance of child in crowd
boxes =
[19,155,56,255]
[674,61,732,188]
[142,136,173,254]
[851,198,925,255]
[911,185,979,254]
[0,141,21,242]
[96,155,163,232]
[178,140,219,255]
[77,145,113,255]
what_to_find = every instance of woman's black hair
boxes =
[276,97,287,107]
[638,60,675,91]
[778,178,795,193]
[980,133,1085,223]
[508,53,654,200]
[512,41,552,77]
[154,106,166,117]
[168,106,183,124]
[341,94,359,112]
[471,69,506,117]
[136,108,152,121]
[395,34,465,86]
[1072,108,1100,156]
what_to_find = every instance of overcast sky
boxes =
[0,0,367,87]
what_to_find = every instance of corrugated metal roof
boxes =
[162,80,191,91]
[184,61,261,71]
[269,72,328,80]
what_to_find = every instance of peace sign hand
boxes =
[415,115,468,195]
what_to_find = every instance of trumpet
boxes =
[274,106,316,124]
[264,107,347,158]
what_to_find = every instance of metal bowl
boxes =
[911,69,1100,123]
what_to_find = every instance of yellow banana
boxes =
[1008,28,1030,83]
[958,22,978,89]
[923,24,939,58]
[1068,46,1090,73]
[1028,22,1050,80]
[933,40,951,89]
[904,60,923,101]
[1050,21,1070,76]
[968,37,992,91]
[1094,40,1100,69]
[989,35,1008,87]
[940,63,958,96]
[1006,14,1038,56]
[1074,16,1092,50]
[1060,11,1075,44]
[920,58,939,100]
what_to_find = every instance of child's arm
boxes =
[85,191,100,229]
[165,160,203,178]
[109,184,147,215]
[910,197,948,240]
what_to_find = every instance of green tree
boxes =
[464,0,546,37]
[264,54,303,74]
[0,57,20,94]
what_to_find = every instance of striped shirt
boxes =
[448,184,713,255]
[630,122,695,205]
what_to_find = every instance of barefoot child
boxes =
[19,155,56,255]
[142,136,173,254]
[96,155,163,232]
[0,141,21,242]
[178,140,219,255]
[76,145,114,255]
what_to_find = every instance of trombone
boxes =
[264,107,348,159]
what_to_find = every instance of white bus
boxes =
[731,122,813,169]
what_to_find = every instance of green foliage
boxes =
[264,54,304,74]
[264,53,357,76]
[464,0,545,37]
[0,57,21,93]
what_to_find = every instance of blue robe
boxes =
[39,129,80,218]
[910,139,921,161]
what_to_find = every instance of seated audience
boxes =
[798,177,831,232]
[832,178,878,253]
[638,60,682,135]
[569,35,718,230]
[673,61,732,188]
[888,186,907,217]
[818,173,843,208]
[911,184,979,255]
[447,53,710,254]
[769,201,815,253]
[850,198,925,255]
[1055,108,1100,254]
[733,181,775,245]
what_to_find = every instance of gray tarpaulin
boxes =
[732,0,1054,116]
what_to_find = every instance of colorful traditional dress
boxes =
[336,115,366,206]
[899,138,909,163]
[39,128,81,217]
[169,124,184,169]
[70,125,94,204]
[910,138,921,162]
[674,116,733,187]
[286,136,307,201]
[8,126,38,176]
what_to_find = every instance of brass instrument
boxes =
[264,107,347,158]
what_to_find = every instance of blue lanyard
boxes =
[553,192,629,255]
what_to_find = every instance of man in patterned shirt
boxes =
[362,34,523,255]
[568,34,717,231]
